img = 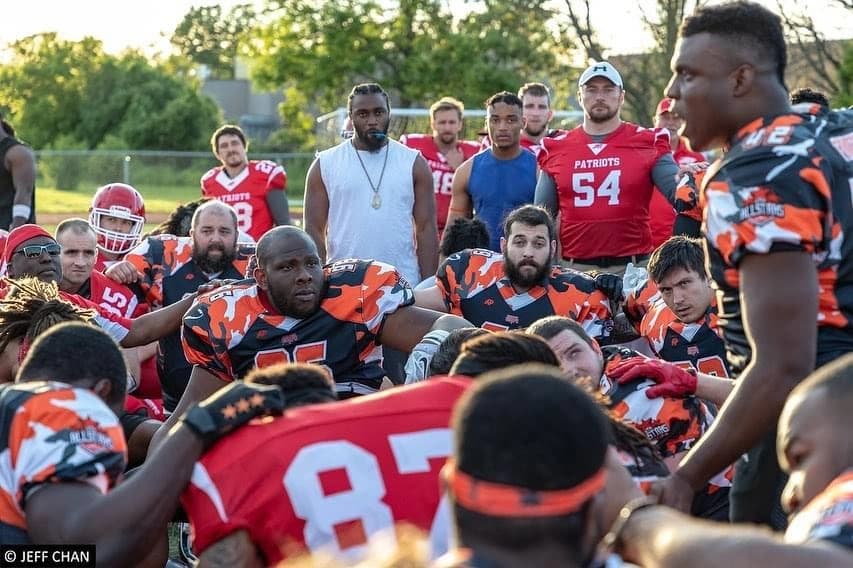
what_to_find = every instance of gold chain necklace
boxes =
[352,139,390,209]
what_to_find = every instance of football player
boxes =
[0,322,283,563]
[88,183,146,272]
[148,226,469,450]
[656,1,853,524]
[416,205,614,338]
[400,97,480,236]
[527,315,732,520]
[202,124,290,240]
[180,332,557,565]
[535,62,688,276]
[105,200,254,412]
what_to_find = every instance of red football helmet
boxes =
[89,183,146,255]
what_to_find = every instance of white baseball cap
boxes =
[578,62,624,89]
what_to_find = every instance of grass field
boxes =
[37,184,304,232]
[39,184,208,216]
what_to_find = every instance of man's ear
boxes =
[500,237,507,256]
[91,377,113,403]
[731,64,756,98]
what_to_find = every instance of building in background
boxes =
[201,59,283,143]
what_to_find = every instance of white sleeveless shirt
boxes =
[318,138,421,284]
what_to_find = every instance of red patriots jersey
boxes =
[182,259,414,396]
[436,248,612,339]
[201,159,287,241]
[181,377,470,564]
[92,256,121,274]
[649,138,706,247]
[400,134,480,234]
[53,290,132,345]
[539,122,671,259]
[0,383,126,542]
[83,269,146,319]
[703,109,853,374]
[624,279,730,377]
[786,470,853,550]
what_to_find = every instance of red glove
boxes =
[608,357,697,399]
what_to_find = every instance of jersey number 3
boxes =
[572,170,621,207]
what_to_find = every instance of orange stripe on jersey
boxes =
[356,263,397,327]
[0,492,25,529]
[323,275,365,323]
[9,390,78,464]
[800,163,832,200]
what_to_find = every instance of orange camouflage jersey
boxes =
[436,248,613,339]
[123,235,254,309]
[123,235,255,410]
[624,278,730,377]
[182,259,414,397]
[673,169,704,223]
[601,346,732,518]
[786,469,853,550]
[0,382,126,543]
[704,109,853,374]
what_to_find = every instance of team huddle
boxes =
[0,1,851,567]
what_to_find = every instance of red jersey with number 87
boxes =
[181,377,470,564]
[539,123,671,259]
[201,160,287,241]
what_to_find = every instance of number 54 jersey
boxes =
[538,122,672,258]
[181,259,414,396]
[181,377,471,564]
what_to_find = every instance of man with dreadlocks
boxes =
[0,277,161,467]
[1,224,226,349]
[0,277,94,384]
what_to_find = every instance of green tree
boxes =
[170,4,256,79]
[246,0,573,150]
[837,42,853,107]
[0,33,102,148]
[0,33,220,151]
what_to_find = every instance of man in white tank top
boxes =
[304,83,437,287]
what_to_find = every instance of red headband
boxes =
[443,459,606,517]
[3,225,54,264]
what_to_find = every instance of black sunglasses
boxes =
[15,243,62,258]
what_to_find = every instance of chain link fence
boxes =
[34,150,315,200]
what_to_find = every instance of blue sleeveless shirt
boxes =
[468,149,537,251]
